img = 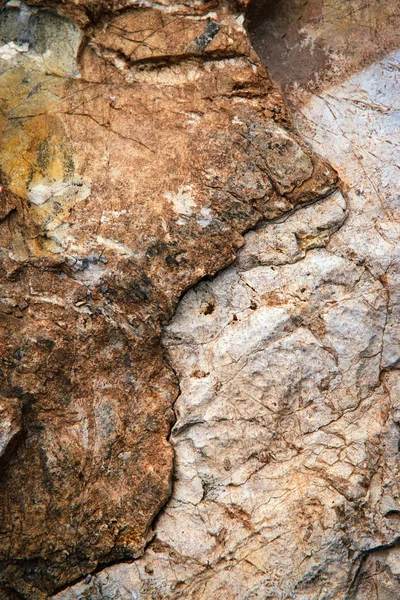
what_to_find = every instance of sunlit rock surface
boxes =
[52,0,400,599]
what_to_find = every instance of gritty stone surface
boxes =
[249,0,400,105]
[0,1,338,598]
[56,189,400,600]
[51,1,400,599]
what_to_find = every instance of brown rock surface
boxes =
[52,1,400,599]
[0,1,337,597]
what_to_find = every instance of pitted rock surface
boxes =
[0,1,337,598]
[51,0,400,599]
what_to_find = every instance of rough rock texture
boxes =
[0,1,338,598]
[52,1,400,599]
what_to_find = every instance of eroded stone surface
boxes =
[0,1,337,598]
[249,0,400,105]
[52,1,400,599]
[57,188,400,599]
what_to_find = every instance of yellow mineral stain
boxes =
[0,61,82,262]
[0,67,31,114]
[0,65,74,198]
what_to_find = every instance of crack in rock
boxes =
[49,0,400,599]
[0,0,339,597]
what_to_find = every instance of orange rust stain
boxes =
[0,68,73,200]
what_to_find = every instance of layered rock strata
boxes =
[0,1,337,598]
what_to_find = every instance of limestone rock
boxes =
[0,0,337,598]
[53,0,400,599]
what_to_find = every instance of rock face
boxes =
[50,1,400,599]
[0,1,338,598]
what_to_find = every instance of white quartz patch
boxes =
[165,185,197,216]
[0,41,28,60]
[28,181,90,205]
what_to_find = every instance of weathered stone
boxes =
[0,398,21,459]
[52,1,400,599]
[0,0,337,597]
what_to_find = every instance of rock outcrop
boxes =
[0,1,338,598]
[52,1,400,599]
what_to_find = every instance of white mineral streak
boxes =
[0,41,28,60]
[166,185,197,217]
[54,47,400,600]
[28,181,90,206]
